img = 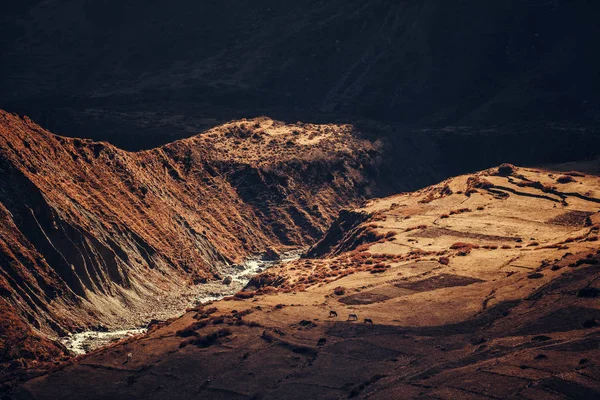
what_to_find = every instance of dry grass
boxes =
[405,225,427,232]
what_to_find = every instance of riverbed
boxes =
[60,249,303,355]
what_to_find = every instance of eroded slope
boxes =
[0,111,379,371]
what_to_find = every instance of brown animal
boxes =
[348,313,358,321]
[329,310,338,318]
[364,318,373,324]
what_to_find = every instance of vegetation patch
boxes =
[394,274,484,292]
[179,328,232,349]
[547,211,593,227]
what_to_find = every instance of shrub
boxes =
[234,291,255,299]
[439,257,450,265]
[333,286,345,296]
[556,175,576,184]
[449,208,471,215]
[450,242,478,250]
[184,328,232,349]
[350,252,371,262]
[354,244,372,252]
[482,245,498,250]
[405,225,427,232]
[451,242,478,255]
[194,307,218,320]
[176,321,208,337]
[497,164,516,176]
[467,176,494,189]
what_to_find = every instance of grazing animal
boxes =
[317,338,327,346]
[364,318,373,324]
[348,313,358,321]
[329,310,338,318]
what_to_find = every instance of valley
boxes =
[2,154,599,398]
[0,110,382,373]
[59,249,303,356]
[1,2,600,398]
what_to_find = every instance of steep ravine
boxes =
[0,111,381,368]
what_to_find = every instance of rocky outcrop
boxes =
[304,210,371,258]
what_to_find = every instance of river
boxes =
[59,249,303,355]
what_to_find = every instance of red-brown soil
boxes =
[0,111,381,373]
[8,164,599,399]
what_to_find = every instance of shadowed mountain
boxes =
[1,0,599,149]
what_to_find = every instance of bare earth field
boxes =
[9,164,600,399]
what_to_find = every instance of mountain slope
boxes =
[11,164,600,399]
[0,110,381,368]
[1,1,599,148]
